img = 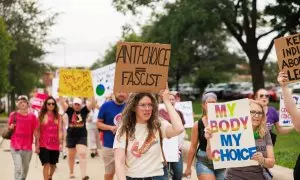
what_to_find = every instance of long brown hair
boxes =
[38,96,59,124]
[118,93,161,141]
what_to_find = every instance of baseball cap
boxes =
[17,95,28,102]
[73,97,82,105]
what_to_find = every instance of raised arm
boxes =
[274,122,294,135]
[86,97,96,111]
[59,96,69,112]
[160,89,184,138]
[278,72,300,131]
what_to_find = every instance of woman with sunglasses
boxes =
[254,89,293,145]
[205,101,275,180]
[114,89,184,180]
[38,96,63,180]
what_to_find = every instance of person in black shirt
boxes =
[184,93,225,180]
[59,96,95,180]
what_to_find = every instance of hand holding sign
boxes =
[277,71,289,87]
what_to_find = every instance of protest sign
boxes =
[275,33,300,83]
[52,77,59,98]
[31,93,48,111]
[279,94,299,127]
[207,99,257,169]
[58,69,94,97]
[114,42,171,93]
[91,63,115,100]
[175,101,194,128]
[163,136,179,162]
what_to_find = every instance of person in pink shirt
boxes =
[8,95,39,180]
[38,96,63,180]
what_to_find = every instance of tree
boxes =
[0,17,14,98]
[112,0,300,92]
[0,0,58,111]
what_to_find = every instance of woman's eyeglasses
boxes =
[250,110,264,117]
[259,94,270,98]
[47,102,55,106]
[138,104,153,109]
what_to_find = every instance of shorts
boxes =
[102,147,115,174]
[38,147,59,165]
[195,150,225,180]
[66,137,87,148]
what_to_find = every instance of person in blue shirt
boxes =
[97,92,128,180]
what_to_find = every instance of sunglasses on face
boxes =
[47,102,55,106]
[250,110,264,117]
[259,94,270,98]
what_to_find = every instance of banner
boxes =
[279,94,299,127]
[31,93,48,111]
[208,99,257,169]
[275,33,300,83]
[91,63,115,100]
[163,136,179,162]
[58,69,94,97]
[114,42,171,93]
[175,101,194,128]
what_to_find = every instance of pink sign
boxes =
[31,93,48,110]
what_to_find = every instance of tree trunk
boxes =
[249,57,265,93]
[8,54,16,112]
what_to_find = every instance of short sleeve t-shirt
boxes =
[113,120,169,178]
[98,101,125,148]
[66,106,89,138]
[266,107,279,131]
[9,112,39,151]
[225,131,273,180]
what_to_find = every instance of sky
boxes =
[40,0,277,68]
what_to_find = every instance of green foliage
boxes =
[0,18,14,98]
[0,0,58,110]
[112,0,300,92]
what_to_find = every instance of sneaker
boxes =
[75,159,79,164]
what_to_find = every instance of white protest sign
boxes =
[208,99,257,169]
[51,78,59,98]
[159,101,194,128]
[163,136,179,162]
[175,101,194,128]
[279,94,299,127]
[91,63,115,101]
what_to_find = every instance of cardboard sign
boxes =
[91,63,115,100]
[114,42,171,93]
[163,136,179,162]
[175,101,194,128]
[275,33,300,83]
[59,69,94,97]
[208,99,257,169]
[31,93,48,111]
[279,94,299,127]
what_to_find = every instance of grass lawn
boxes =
[187,100,300,169]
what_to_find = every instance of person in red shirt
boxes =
[38,96,63,180]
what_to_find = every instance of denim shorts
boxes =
[195,150,225,180]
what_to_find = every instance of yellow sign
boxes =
[58,69,94,97]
